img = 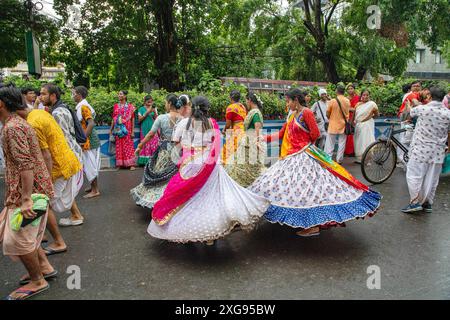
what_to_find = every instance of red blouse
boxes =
[266,108,320,157]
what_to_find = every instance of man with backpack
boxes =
[324,85,350,164]
[39,84,86,254]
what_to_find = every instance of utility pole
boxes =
[24,0,42,78]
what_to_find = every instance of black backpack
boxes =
[54,101,87,144]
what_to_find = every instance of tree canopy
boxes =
[0,0,59,69]
[3,0,449,89]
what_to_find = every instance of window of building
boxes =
[435,51,442,64]
[415,49,425,64]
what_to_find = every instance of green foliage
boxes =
[0,0,59,68]
[8,74,443,124]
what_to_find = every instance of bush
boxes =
[4,75,449,123]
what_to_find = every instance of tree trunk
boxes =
[302,1,341,84]
[356,66,367,81]
[319,53,340,83]
[153,0,179,91]
[316,37,340,83]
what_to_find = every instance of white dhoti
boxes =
[397,123,413,164]
[316,132,327,150]
[324,133,347,163]
[406,160,442,205]
[83,148,101,183]
[50,170,83,213]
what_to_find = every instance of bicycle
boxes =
[361,119,414,184]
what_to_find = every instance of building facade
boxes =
[404,41,450,80]
[1,62,66,81]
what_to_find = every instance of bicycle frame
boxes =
[379,125,409,155]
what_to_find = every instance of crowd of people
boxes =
[0,83,101,300]
[0,79,449,300]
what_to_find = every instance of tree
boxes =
[0,0,59,69]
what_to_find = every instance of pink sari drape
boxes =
[152,119,221,225]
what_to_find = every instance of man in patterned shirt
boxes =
[402,86,450,213]
[0,85,55,300]
[39,84,85,252]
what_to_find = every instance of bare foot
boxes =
[130,166,136,171]
[20,265,54,282]
[83,192,100,199]
[8,279,48,300]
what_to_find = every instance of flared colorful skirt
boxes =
[249,145,381,230]
[147,164,270,243]
[130,141,178,209]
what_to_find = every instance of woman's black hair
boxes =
[246,92,263,110]
[186,96,211,132]
[285,88,306,106]
[0,84,27,112]
[21,86,35,95]
[166,94,179,109]
[144,95,153,103]
[119,90,128,101]
[230,90,241,103]
[402,84,411,94]
[74,86,89,99]
[176,94,190,109]
[360,89,370,101]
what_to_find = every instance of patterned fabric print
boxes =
[52,107,83,162]
[249,150,380,228]
[2,115,54,208]
[264,190,380,229]
[142,141,179,186]
[80,106,101,150]
[409,102,450,164]
[250,151,363,208]
[113,103,136,167]
[147,165,270,243]
[130,181,168,209]
[137,107,158,165]
[225,133,267,188]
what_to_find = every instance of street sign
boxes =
[25,31,42,76]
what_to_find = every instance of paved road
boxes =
[1,160,450,300]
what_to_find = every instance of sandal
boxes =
[4,284,50,300]
[59,218,84,227]
[20,270,58,285]
[83,192,100,199]
[43,246,67,256]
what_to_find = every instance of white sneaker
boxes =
[59,218,84,227]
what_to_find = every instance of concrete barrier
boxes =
[97,118,398,168]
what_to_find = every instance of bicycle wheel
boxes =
[361,141,397,184]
